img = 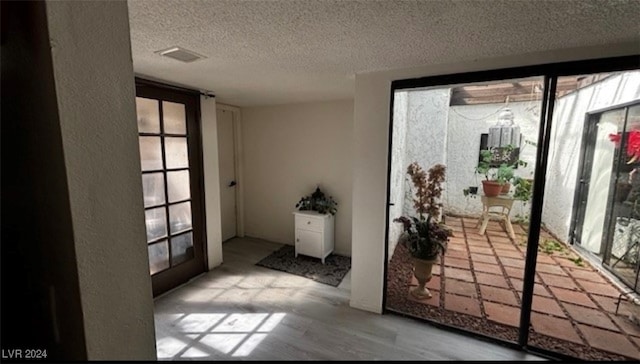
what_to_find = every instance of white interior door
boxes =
[217,108,237,242]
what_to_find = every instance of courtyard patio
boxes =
[386,215,640,361]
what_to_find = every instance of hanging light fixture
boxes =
[487,97,521,148]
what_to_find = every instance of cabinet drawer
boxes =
[295,215,323,232]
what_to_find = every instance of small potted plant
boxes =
[476,145,527,196]
[394,162,452,299]
[476,148,503,197]
[295,186,338,215]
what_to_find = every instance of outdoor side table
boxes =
[477,195,516,240]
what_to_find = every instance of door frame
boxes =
[217,103,245,238]
[569,112,602,249]
[135,77,209,296]
[382,55,639,360]
[570,99,640,251]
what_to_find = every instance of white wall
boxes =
[201,96,224,268]
[388,89,450,260]
[351,43,638,314]
[45,1,156,359]
[387,92,408,260]
[402,90,451,216]
[543,71,640,243]
[242,100,354,256]
[446,101,539,216]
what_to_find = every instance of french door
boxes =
[135,80,206,296]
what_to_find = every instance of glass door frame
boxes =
[382,55,639,359]
[577,100,640,293]
[135,78,208,297]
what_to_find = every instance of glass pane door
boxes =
[535,72,640,361]
[385,76,544,346]
[135,83,205,296]
[602,103,640,292]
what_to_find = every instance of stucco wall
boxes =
[389,89,450,260]
[46,1,156,359]
[388,92,408,260]
[402,90,451,216]
[446,100,540,217]
[242,100,354,256]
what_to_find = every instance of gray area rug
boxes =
[256,245,351,287]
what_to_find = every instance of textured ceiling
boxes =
[128,0,640,107]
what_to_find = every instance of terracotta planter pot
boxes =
[482,180,502,197]
[500,182,511,195]
[411,257,437,299]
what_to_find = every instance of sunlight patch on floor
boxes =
[156,312,287,359]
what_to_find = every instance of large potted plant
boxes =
[394,162,452,299]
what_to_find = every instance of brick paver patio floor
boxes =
[393,215,640,360]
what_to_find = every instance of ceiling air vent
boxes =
[155,46,206,63]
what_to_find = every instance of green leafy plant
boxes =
[475,149,496,181]
[295,186,338,215]
[540,238,564,254]
[476,145,527,184]
[394,163,452,260]
[513,177,534,201]
[518,236,584,267]
[569,256,585,267]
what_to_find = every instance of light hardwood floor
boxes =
[154,237,546,361]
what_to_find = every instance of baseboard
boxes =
[349,299,382,314]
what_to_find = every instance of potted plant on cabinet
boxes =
[295,186,338,215]
[394,162,452,299]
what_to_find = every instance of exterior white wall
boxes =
[543,71,640,243]
[388,89,450,260]
[387,92,408,260]
[201,96,224,268]
[242,100,354,256]
[446,101,540,216]
[402,90,451,216]
[351,43,638,314]
[45,1,156,359]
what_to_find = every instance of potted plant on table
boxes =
[394,162,452,299]
[476,145,527,197]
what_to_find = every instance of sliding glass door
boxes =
[384,57,640,361]
[385,76,544,346]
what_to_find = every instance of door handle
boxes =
[228,181,237,187]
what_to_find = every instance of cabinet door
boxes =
[296,229,322,258]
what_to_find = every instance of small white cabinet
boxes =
[293,210,334,264]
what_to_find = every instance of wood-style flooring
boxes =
[154,236,546,361]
